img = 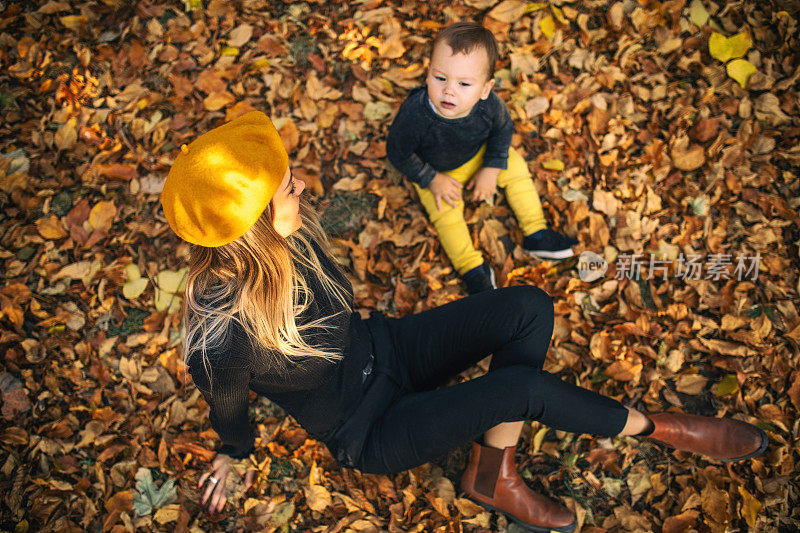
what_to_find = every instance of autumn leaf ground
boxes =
[1,0,799,531]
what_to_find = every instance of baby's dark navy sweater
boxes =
[386,84,515,188]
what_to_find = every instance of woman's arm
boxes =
[189,356,257,513]
[190,358,255,459]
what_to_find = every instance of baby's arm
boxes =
[482,93,515,171]
[386,107,438,188]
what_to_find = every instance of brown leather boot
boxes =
[461,441,576,533]
[646,412,768,462]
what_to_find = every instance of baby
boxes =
[386,22,577,294]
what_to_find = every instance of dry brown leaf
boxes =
[487,0,528,23]
[671,136,706,170]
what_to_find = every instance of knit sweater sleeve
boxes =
[386,99,437,188]
[482,92,514,170]
[188,349,255,459]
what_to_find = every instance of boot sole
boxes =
[464,497,577,533]
[524,249,575,260]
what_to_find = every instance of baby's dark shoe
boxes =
[462,262,496,295]
[523,229,578,260]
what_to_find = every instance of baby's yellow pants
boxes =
[414,145,547,275]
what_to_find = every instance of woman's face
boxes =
[271,166,305,237]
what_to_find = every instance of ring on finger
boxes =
[209,475,219,485]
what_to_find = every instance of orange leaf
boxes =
[36,215,68,239]
[604,359,642,381]
[203,91,235,111]
[104,490,133,513]
[93,163,138,181]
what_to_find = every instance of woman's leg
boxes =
[389,284,556,450]
[389,285,555,391]
[356,365,629,475]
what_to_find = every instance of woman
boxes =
[161,112,767,533]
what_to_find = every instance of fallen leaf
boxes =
[689,0,709,26]
[525,96,549,118]
[304,484,331,512]
[133,468,177,516]
[36,215,68,239]
[487,0,527,23]
[88,201,116,232]
[727,59,757,88]
[228,24,253,47]
[676,373,708,394]
[55,118,77,151]
[738,485,761,528]
[709,32,752,62]
[541,159,564,171]
[539,15,556,39]
[671,137,705,170]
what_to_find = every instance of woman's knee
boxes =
[504,285,554,323]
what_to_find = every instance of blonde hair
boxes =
[183,199,351,390]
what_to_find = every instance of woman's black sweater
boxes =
[185,243,372,458]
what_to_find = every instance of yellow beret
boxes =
[160,111,288,247]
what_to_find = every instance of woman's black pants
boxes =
[354,285,630,475]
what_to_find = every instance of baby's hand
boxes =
[468,167,500,203]
[428,172,463,211]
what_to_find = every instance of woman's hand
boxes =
[428,172,463,211]
[197,453,257,514]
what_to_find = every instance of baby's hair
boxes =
[432,22,499,80]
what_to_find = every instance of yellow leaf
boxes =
[524,3,546,13]
[709,32,752,62]
[59,15,87,33]
[727,33,753,59]
[551,6,568,24]
[539,15,555,39]
[738,485,762,528]
[541,158,564,171]
[125,264,141,282]
[689,0,709,26]
[88,201,116,231]
[182,0,202,11]
[714,374,740,397]
[251,58,270,69]
[54,118,77,151]
[727,59,757,88]
[220,46,239,57]
[154,268,188,313]
[123,278,149,300]
[532,427,548,453]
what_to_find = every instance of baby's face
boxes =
[426,43,495,119]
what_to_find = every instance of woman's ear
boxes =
[480,78,495,100]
